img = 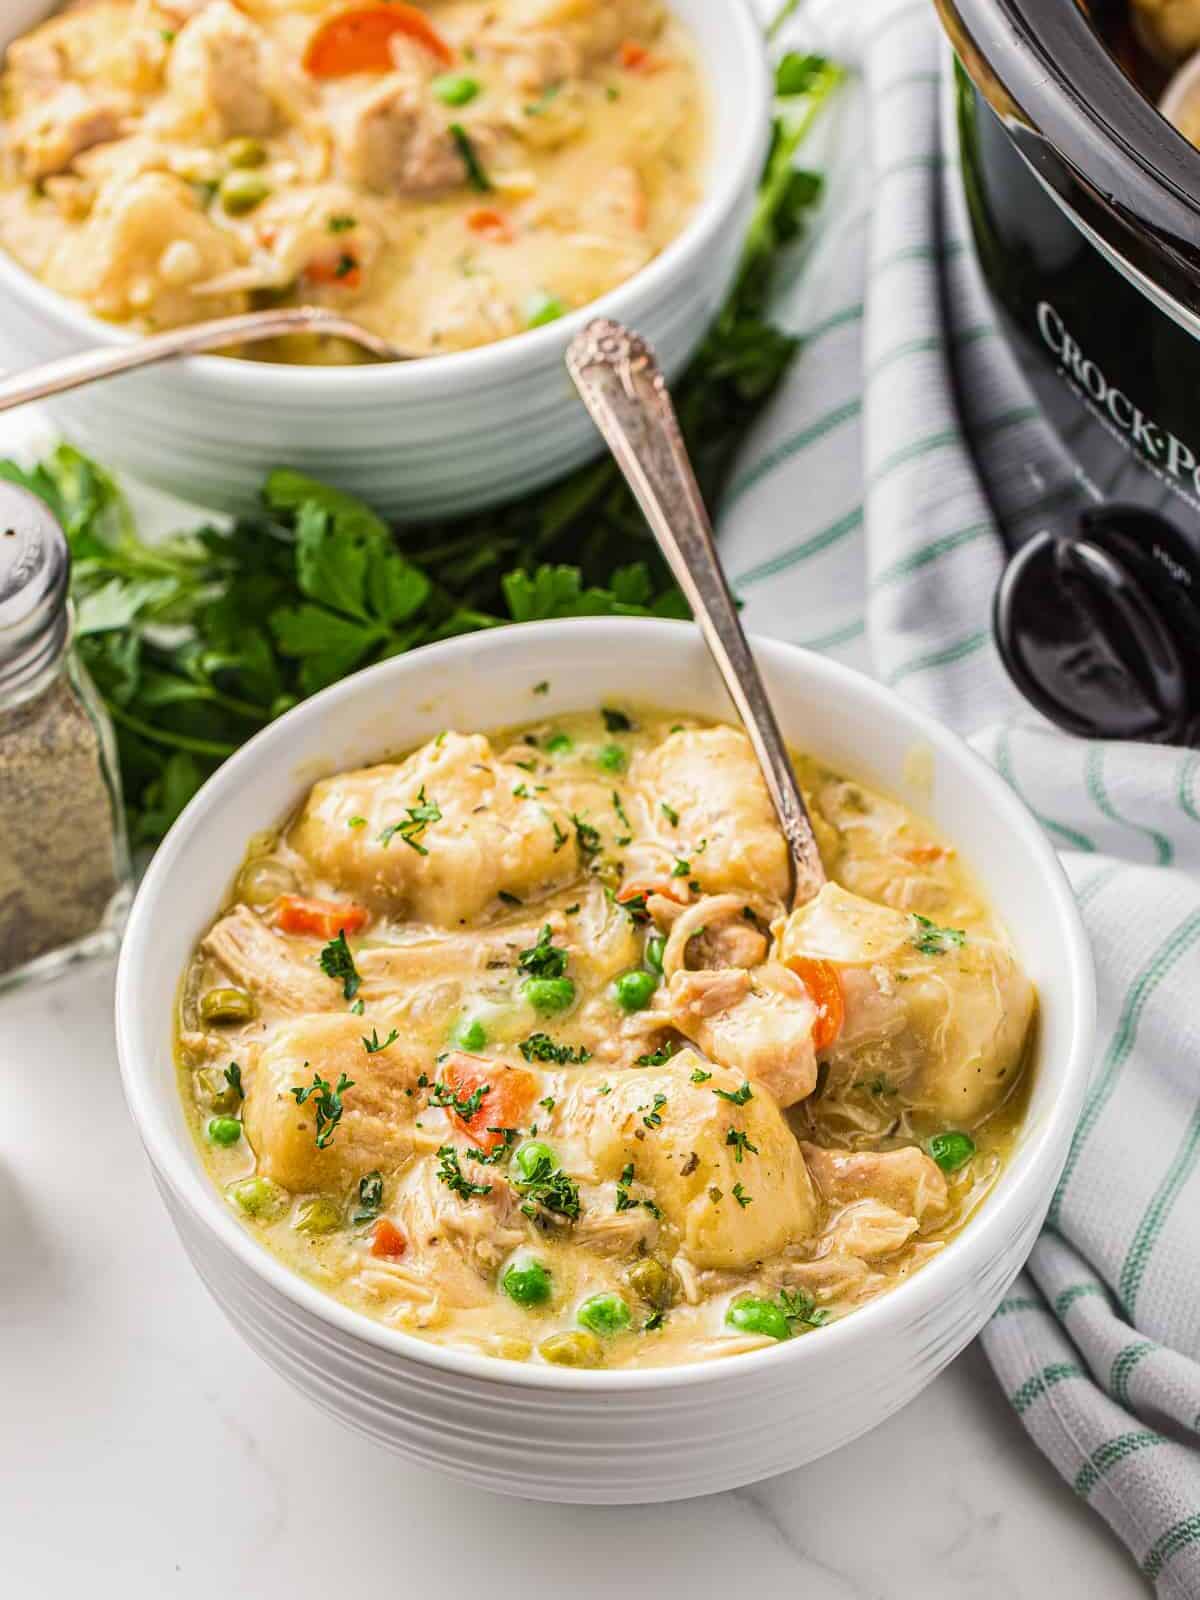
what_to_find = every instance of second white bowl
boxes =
[0,0,769,518]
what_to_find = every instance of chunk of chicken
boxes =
[242,1012,421,1190]
[385,1154,526,1309]
[10,84,125,181]
[201,904,337,1014]
[43,169,246,325]
[289,732,580,926]
[509,0,666,63]
[628,727,790,908]
[550,1050,817,1269]
[664,964,818,1109]
[778,882,1035,1125]
[335,75,471,195]
[165,1,279,138]
[801,1144,948,1223]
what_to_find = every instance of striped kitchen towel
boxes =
[724,0,1200,1591]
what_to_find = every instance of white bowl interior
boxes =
[117,619,1095,1390]
[0,0,767,392]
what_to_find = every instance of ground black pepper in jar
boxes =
[0,481,131,989]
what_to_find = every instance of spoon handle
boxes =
[567,317,825,906]
[0,306,401,413]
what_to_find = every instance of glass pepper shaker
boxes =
[0,481,132,991]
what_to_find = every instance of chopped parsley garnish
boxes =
[910,914,966,956]
[690,1066,713,1084]
[333,252,358,279]
[552,819,569,851]
[602,707,633,732]
[518,924,568,980]
[428,1078,489,1119]
[513,782,534,798]
[498,890,522,905]
[512,1148,580,1222]
[362,1026,399,1054]
[637,1042,677,1067]
[538,1094,556,1112]
[224,1061,244,1099]
[353,1170,383,1223]
[319,930,361,1000]
[642,1093,668,1129]
[468,1127,518,1165]
[291,1070,354,1149]
[524,81,562,116]
[660,801,679,827]
[347,814,367,828]
[449,122,492,191]
[571,814,602,859]
[615,1161,662,1217]
[777,1287,830,1330]
[328,214,357,233]
[671,858,691,878]
[435,1145,493,1200]
[732,1182,753,1208]
[713,1081,753,1106]
[519,1032,592,1065]
[598,744,627,774]
[533,679,550,693]
[620,891,651,926]
[350,998,365,1015]
[611,790,631,830]
[725,1128,758,1163]
[643,1309,665,1331]
[378,785,441,854]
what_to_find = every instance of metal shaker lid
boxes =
[0,483,70,698]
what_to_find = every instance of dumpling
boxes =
[289,732,580,926]
[778,882,1034,1125]
[549,1049,818,1269]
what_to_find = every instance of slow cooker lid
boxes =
[937,0,1200,316]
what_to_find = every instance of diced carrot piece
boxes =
[303,4,453,77]
[786,957,845,1053]
[616,876,689,908]
[440,1052,537,1152]
[305,252,362,289]
[466,207,514,244]
[275,895,369,939]
[370,1218,408,1258]
[903,844,947,864]
[619,39,662,72]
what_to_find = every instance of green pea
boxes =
[613,968,657,1012]
[207,1116,243,1147]
[432,72,481,106]
[527,291,566,329]
[292,1196,342,1234]
[453,1016,488,1051]
[577,1292,631,1337]
[539,1330,603,1367]
[725,1295,791,1341]
[622,1256,678,1310]
[928,1130,976,1173]
[219,170,271,215]
[228,1176,288,1221]
[225,136,268,169]
[198,986,258,1025]
[522,976,576,1015]
[515,1140,555,1180]
[645,933,666,974]
[596,743,627,773]
[544,732,573,755]
[501,1257,552,1307]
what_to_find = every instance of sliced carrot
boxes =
[466,207,514,244]
[304,251,362,289]
[616,876,690,908]
[619,39,663,72]
[440,1052,537,1153]
[303,4,453,77]
[275,894,369,939]
[370,1218,408,1258]
[786,956,845,1053]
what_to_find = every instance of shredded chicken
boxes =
[201,904,336,1014]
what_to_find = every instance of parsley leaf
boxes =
[319,931,361,1000]
[511,1147,580,1222]
[435,1145,493,1200]
[519,1032,592,1065]
[518,924,568,980]
[353,1170,384,1223]
[725,1128,758,1163]
[290,1070,354,1148]
[637,1042,677,1067]
[601,707,633,732]
[910,914,967,956]
[428,1077,489,1119]
[224,1061,243,1100]
[713,1081,753,1106]
[362,1026,399,1054]
[379,785,441,854]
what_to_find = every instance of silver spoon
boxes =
[0,305,407,413]
[566,316,826,908]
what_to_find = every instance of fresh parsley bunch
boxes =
[0,51,839,848]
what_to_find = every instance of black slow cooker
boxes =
[936,0,1200,744]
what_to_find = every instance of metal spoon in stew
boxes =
[0,306,407,414]
[566,316,826,908]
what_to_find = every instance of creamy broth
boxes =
[0,0,707,360]
[176,708,1035,1370]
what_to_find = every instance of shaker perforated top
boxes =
[0,482,70,698]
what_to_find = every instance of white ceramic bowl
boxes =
[0,1,769,518]
[116,618,1096,1503]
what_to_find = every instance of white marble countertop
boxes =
[2,959,1148,1598]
